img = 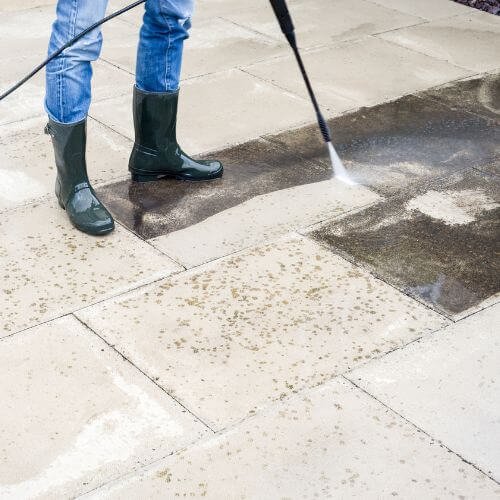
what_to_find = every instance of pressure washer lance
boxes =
[0,0,146,103]
[268,0,352,182]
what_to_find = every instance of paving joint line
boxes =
[298,230,454,322]
[373,33,476,74]
[74,313,216,433]
[343,375,500,486]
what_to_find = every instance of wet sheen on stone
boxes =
[309,170,499,316]
[97,139,334,240]
[266,91,499,196]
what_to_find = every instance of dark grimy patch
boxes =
[420,73,500,123]
[98,75,499,265]
[266,93,499,196]
[308,170,499,316]
[97,139,333,240]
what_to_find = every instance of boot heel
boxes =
[131,172,159,183]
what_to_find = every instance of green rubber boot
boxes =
[45,118,115,236]
[128,86,223,183]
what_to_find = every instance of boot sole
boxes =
[130,168,223,183]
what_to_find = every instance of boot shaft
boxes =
[45,118,89,187]
[132,86,179,152]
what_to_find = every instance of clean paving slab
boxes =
[379,10,500,73]
[366,0,469,20]
[0,200,181,337]
[0,1,56,11]
[266,87,500,197]
[101,16,289,81]
[348,303,500,482]
[308,169,500,317]
[0,116,133,211]
[77,235,448,430]
[221,0,424,49]
[0,315,209,500]
[83,378,500,499]
[90,69,317,154]
[244,36,471,110]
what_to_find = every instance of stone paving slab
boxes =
[221,0,424,49]
[97,138,381,267]
[379,10,500,73]
[0,116,132,211]
[83,377,500,500]
[266,84,500,197]
[101,16,290,82]
[76,235,448,430]
[90,69,316,154]
[308,169,500,317]
[348,303,500,482]
[0,201,181,337]
[0,315,209,500]
[244,36,471,111]
[366,0,469,20]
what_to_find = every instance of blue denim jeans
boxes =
[45,0,193,123]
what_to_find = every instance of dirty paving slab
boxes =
[265,79,500,197]
[97,138,380,267]
[0,315,209,500]
[0,201,181,337]
[421,72,500,123]
[76,235,448,430]
[308,168,499,318]
[348,303,500,483]
[83,377,500,500]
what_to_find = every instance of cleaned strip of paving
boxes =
[244,37,471,110]
[0,315,209,500]
[76,235,448,430]
[83,378,500,499]
[378,10,500,72]
[348,303,500,482]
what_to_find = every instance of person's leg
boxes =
[45,0,109,123]
[136,0,193,92]
[129,0,223,183]
[45,0,114,236]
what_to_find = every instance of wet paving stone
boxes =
[97,139,334,240]
[308,169,499,317]
[266,88,499,196]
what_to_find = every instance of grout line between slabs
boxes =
[343,375,500,486]
[73,313,217,434]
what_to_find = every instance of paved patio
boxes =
[0,0,499,498]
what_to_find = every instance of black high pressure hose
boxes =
[0,0,146,103]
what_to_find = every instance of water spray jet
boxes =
[269,0,352,183]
